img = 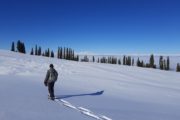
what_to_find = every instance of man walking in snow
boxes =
[44,64,58,100]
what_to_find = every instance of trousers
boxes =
[48,82,55,98]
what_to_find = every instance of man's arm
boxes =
[44,70,50,86]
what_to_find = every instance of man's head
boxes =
[49,64,54,68]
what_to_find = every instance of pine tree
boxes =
[60,47,63,59]
[176,63,180,72]
[30,48,34,55]
[63,47,66,59]
[51,51,54,58]
[118,59,121,65]
[97,58,99,63]
[72,50,74,60]
[123,56,126,65]
[137,58,140,67]
[47,48,50,57]
[38,47,41,56]
[16,40,26,53]
[149,54,155,68]
[77,55,79,61]
[159,56,163,70]
[166,56,170,70]
[92,56,95,62]
[22,43,26,53]
[42,52,45,56]
[17,40,21,52]
[57,47,59,58]
[11,42,15,51]
[163,59,166,70]
[35,45,38,55]
[132,58,134,66]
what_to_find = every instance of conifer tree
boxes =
[17,40,21,52]
[51,51,54,58]
[92,56,95,62]
[163,59,166,70]
[30,48,34,55]
[118,59,121,65]
[16,40,26,53]
[176,63,180,72]
[38,47,41,56]
[123,56,126,65]
[72,50,74,60]
[60,47,63,59]
[11,42,15,52]
[149,54,155,68]
[35,45,38,55]
[57,47,60,59]
[47,48,50,57]
[166,56,170,70]
[132,58,134,66]
[159,56,163,70]
[63,47,66,59]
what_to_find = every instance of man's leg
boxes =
[48,82,55,99]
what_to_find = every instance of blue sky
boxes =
[0,0,180,54]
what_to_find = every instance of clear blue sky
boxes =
[0,0,180,54]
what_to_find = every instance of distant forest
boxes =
[11,40,180,72]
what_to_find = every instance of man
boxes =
[44,64,58,100]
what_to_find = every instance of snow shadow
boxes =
[55,90,104,99]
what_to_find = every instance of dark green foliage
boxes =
[44,48,50,57]
[97,58,100,63]
[159,56,170,70]
[63,47,66,59]
[59,48,62,58]
[126,56,131,66]
[57,47,60,59]
[137,58,144,67]
[38,47,41,56]
[132,58,134,66]
[98,56,117,64]
[159,56,163,70]
[16,40,26,53]
[42,52,45,56]
[176,63,180,72]
[57,47,76,61]
[123,56,126,65]
[122,56,131,66]
[118,59,121,65]
[35,45,38,55]
[30,48,34,55]
[47,48,50,57]
[145,63,150,68]
[149,54,155,68]
[92,56,95,62]
[11,42,15,51]
[51,51,54,58]
[166,56,170,70]
[81,55,89,62]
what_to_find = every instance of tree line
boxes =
[10,40,180,72]
[11,40,79,61]
[81,54,180,72]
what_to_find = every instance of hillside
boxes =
[0,50,180,120]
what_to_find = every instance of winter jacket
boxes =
[44,68,58,83]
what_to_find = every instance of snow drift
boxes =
[0,50,180,120]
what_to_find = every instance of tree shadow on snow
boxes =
[55,90,104,99]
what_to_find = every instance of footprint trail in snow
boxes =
[54,99,112,120]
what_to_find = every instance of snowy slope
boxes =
[0,50,180,120]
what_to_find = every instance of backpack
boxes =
[49,69,58,82]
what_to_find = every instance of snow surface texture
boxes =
[0,50,180,120]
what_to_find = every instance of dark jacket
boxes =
[44,68,58,83]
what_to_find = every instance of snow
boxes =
[0,49,180,120]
